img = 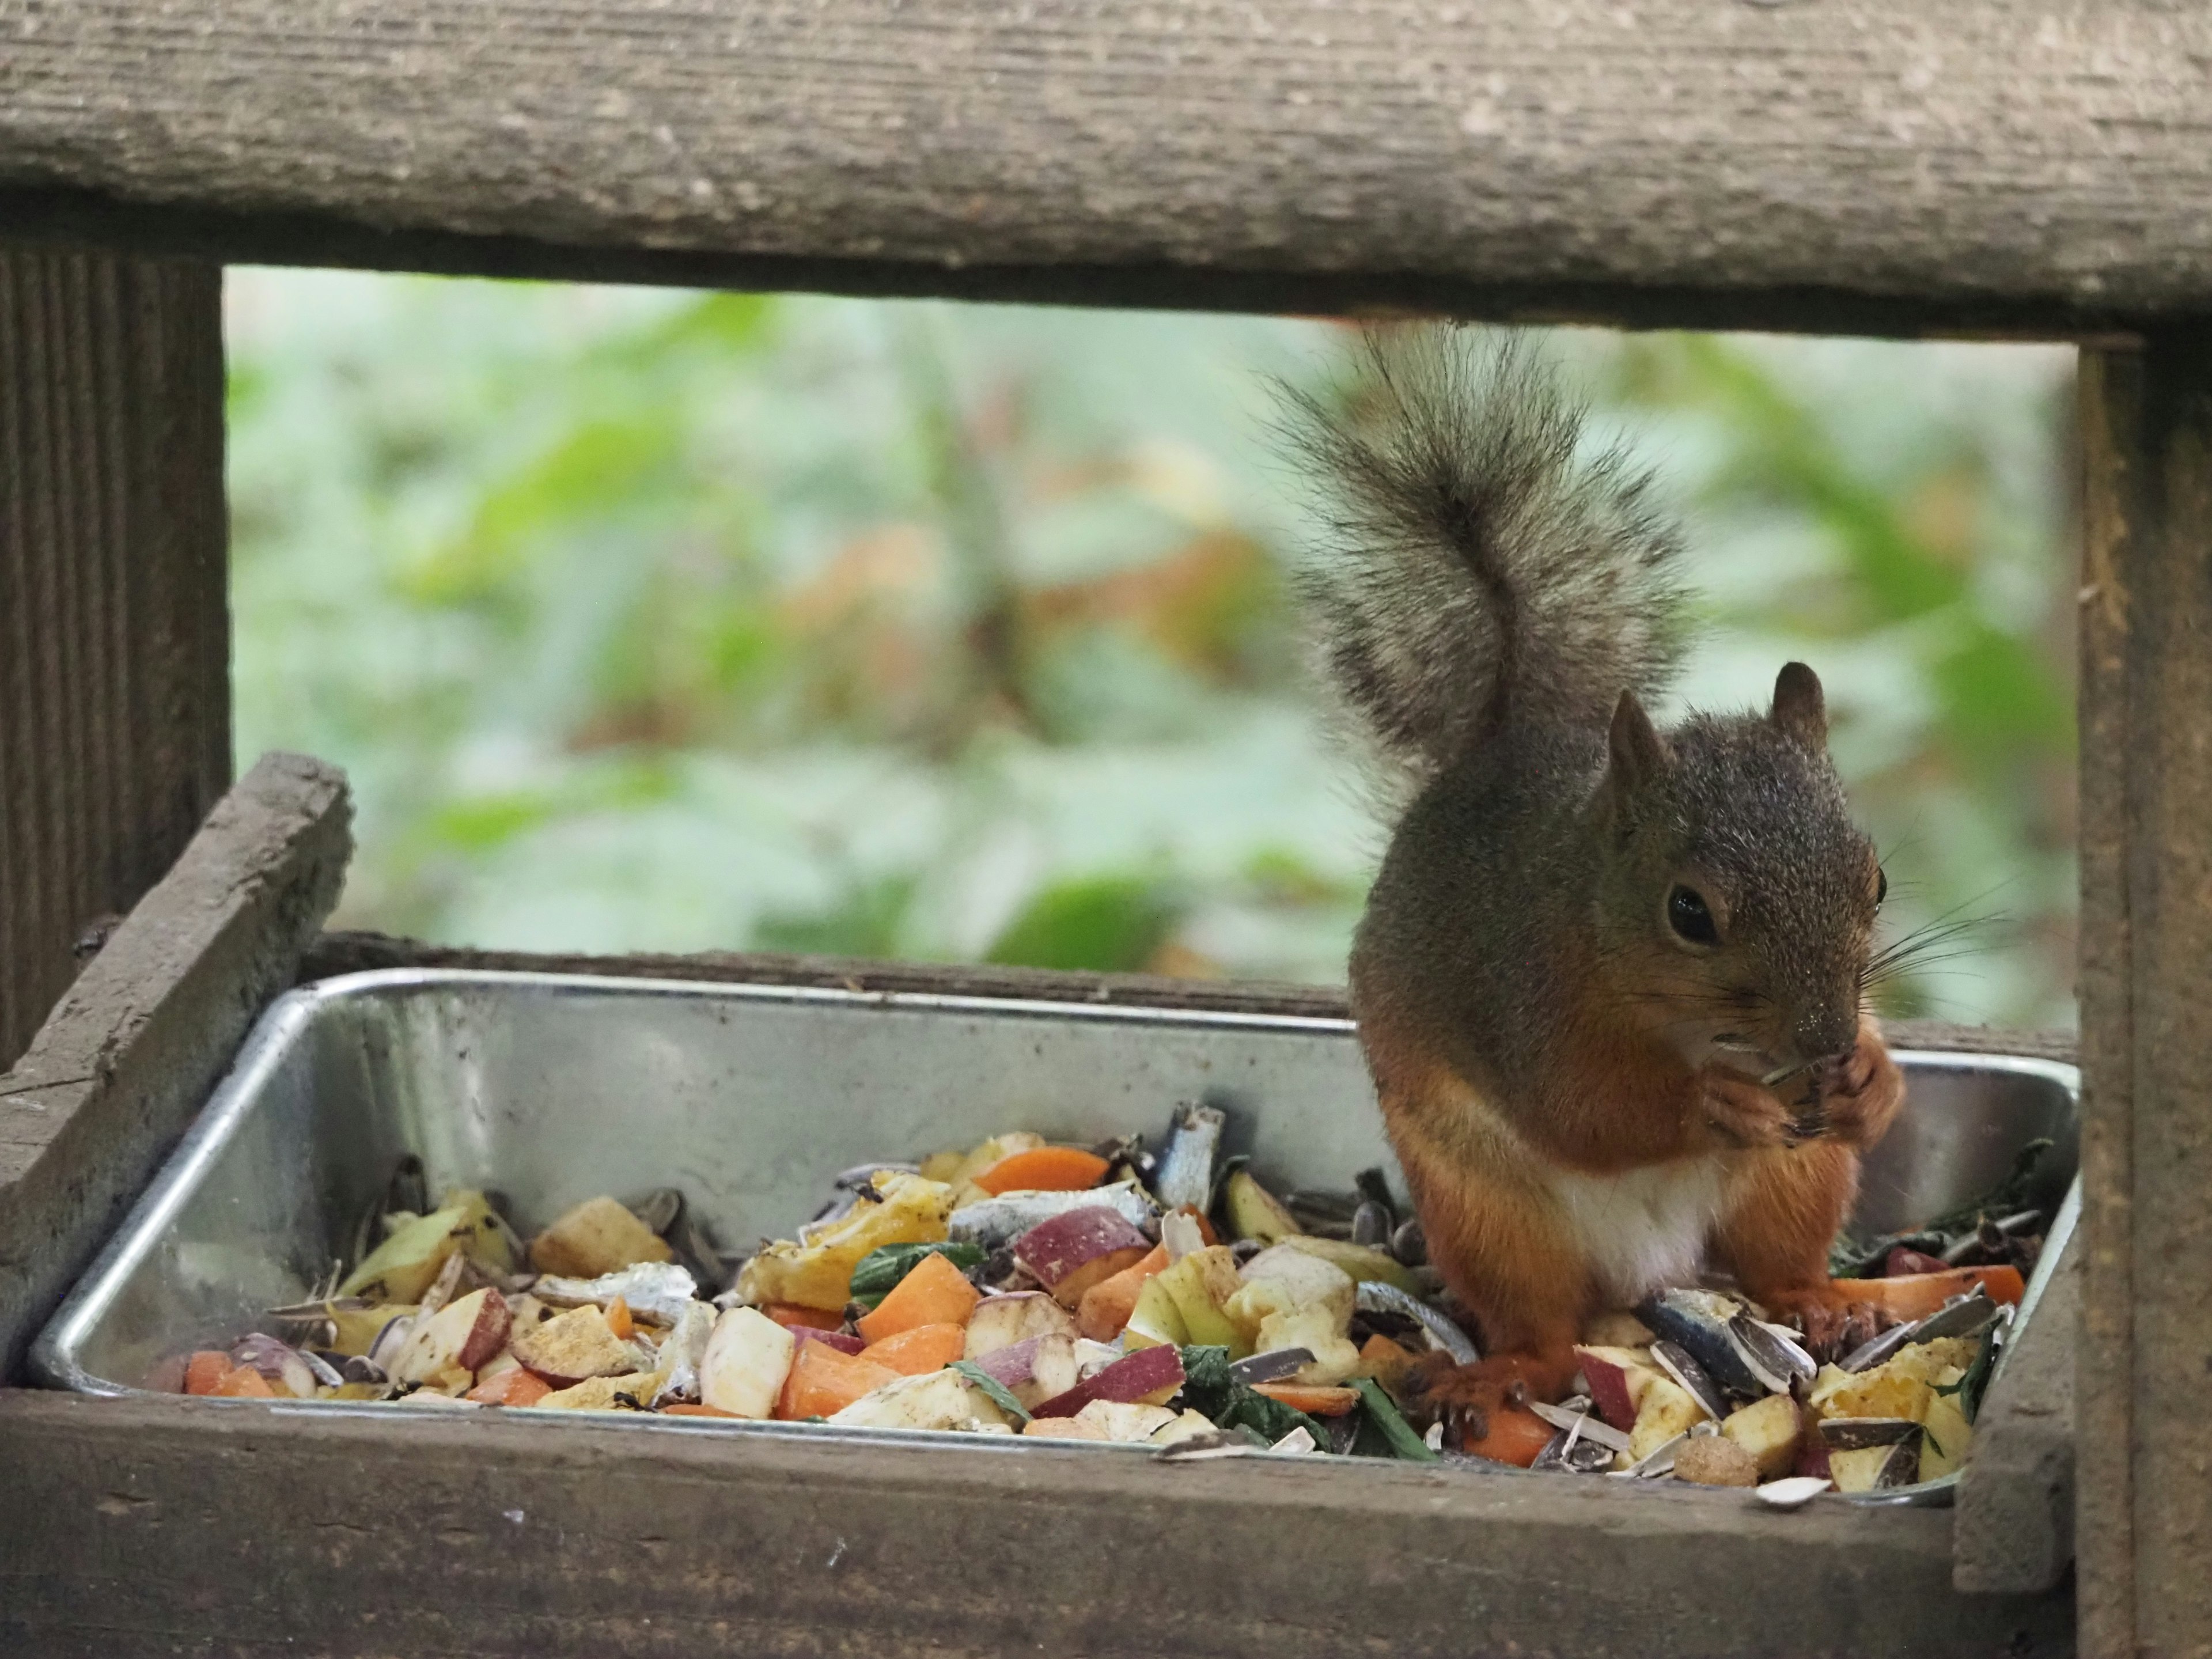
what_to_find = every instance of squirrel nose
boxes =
[1791,1010,1859,1067]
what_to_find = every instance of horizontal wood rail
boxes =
[2,2,2209,338]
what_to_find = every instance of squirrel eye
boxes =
[1876,867,1888,909]
[1666,885,1719,946]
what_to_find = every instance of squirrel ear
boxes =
[1771,662,1828,748]
[1605,690,1671,799]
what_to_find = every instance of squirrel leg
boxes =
[1391,1146,1591,1441]
[1710,1138,1873,1351]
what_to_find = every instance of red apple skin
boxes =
[794,1327,867,1357]
[1573,1346,1644,1434]
[1013,1208,1151,1293]
[976,1336,1042,1388]
[458,1291,513,1373]
[1031,1343,1185,1419]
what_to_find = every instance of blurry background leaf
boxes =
[228,273,2077,1027]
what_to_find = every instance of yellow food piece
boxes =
[1121,1275,1190,1351]
[1918,1390,1975,1482]
[528,1196,674,1278]
[1830,1444,1911,1494]
[918,1149,965,1184]
[1719,1393,1803,1480]
[734,1172,955,1311]
[338,1191,510,1302]
[1154,1247,1249,1357]
[537,1372,661,1411]
[1628,1376,1705,1464]
[1811,1336,1979,1425]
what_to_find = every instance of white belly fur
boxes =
[1541,1154,1733,1306]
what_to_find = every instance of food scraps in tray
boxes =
[145,1110,2044,1498]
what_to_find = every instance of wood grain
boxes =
[1,3,2209,336]
[2075,331,2212,1658]
[0,753,351,1383]
[0,247,229,1068]
[0,1387,2071,1658]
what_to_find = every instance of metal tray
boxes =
[33,968,2078,1504]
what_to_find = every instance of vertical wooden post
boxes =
[0,249,230,1067]
[2078,330,2212,1657]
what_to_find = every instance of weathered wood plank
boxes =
[301,931,2077,1066]
[0,1388,2071,1658]
[2076,332,2212,1657]
[2,3,2209,336]
[0,246,229,1067]
[1953,1228,2077,1595]
[0,753,351,1382]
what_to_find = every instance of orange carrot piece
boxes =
[1352,1334,1416,1393]
[1077,1242,1169,1342]
[467,1368,552,1407]
[183,1351,233,1397]
[972,1146,1111,1195]
[1460,1405,1554,1468]
[1252,1383,1360,1417]
[605,1297,634,1340]
[777,1343,900,1421]
[213,1365,275,1399]
[854,1250,980,1345]
[661,1402,741,1418]
[1828,1264,2025,1324]
[859,1321,969,1376]
[764,1302,849,1332]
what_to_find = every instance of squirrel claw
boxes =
[1400,1352,1561,1450]
[1699,1066,1793,1150]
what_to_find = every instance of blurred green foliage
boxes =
[228,274,2077,1027]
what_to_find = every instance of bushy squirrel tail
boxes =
[1278,325,1691,783]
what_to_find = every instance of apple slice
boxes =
[972,1333,1084,1410]
[1031,1343,1185,1419]
[1573,1344,1661,1434]
[1012,1208,1152,1310]
[390,1289,513,1385]
[963,1292,1077,1360]
[699,1306,796,1419]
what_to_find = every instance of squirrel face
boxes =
[1590,664,1883,1078]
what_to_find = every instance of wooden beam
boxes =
[0,246,229,1066]
[0,753,351,1382]
[1,3,2208,338]
[0,1388,2071,1658]
[2077,330,2212,1657]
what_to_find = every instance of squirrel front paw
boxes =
[1699,1066,1793,1149]
[1812,1033,1906,1149]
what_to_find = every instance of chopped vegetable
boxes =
[1032,1344,1186,1418]
[339,1191,511,1302]
[1224,1168,1302,1245]
[737,1172,954,1312]
[1251,1383,1358,1417]
[1013,1207,1152,1309]
[972,1146,1112,1195]
[947,1359,1033,1425]
[510,1305,642,1386]
[859,1322,969,1377]
[854,1249,980,1345]
[700,1306,796,1419]
[1720,1393,1802,1479]
[830,1368,1012,1432]
[963,1292,1078,1359]
[528,1195,673,1279]
[847,1242,986,1310]
[777,1343,901,1421]
[1076,1241,1168,1341]
[184,1351,232,1397]
[1349,1377,1438,1463]
[1460,1406,1555,1468]
[466,1368,552,1407]
[1823,1266,2024,1323]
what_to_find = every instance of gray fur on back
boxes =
[1277,325,1692,798]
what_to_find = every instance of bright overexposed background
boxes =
[226,272,2078,1028]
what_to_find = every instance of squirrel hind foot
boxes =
[1400,1350,1579,1447]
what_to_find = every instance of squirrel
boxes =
[1279,327,1907,1435]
